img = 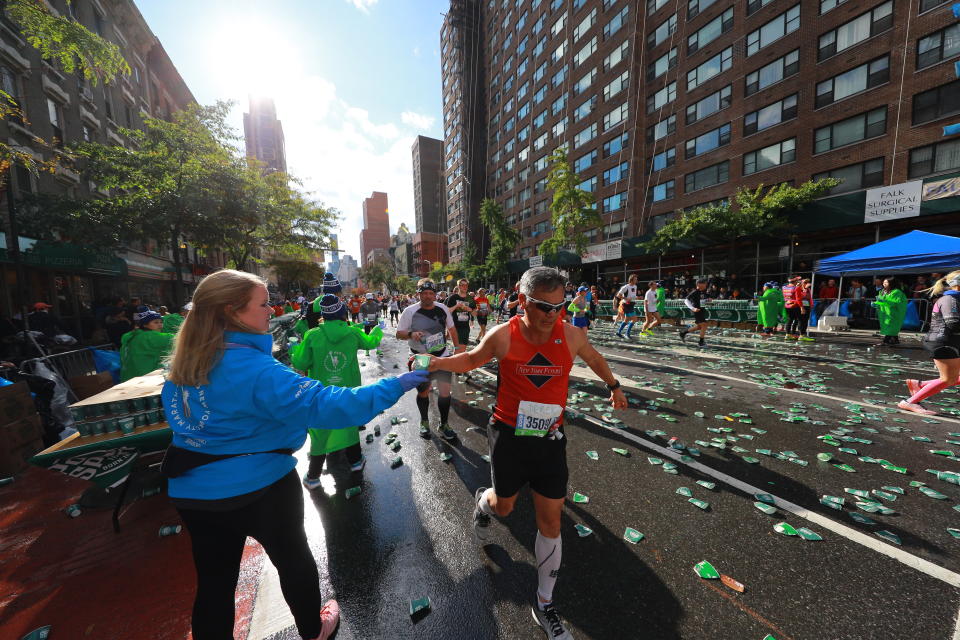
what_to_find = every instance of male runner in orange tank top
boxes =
[429,267,626,639]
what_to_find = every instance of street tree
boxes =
[642,179,840,274]
[359,258,397,293]
[540,146,599,260]
[268,257,325,294]
[479,197,520,285]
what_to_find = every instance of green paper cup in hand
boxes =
[414,354,431,370]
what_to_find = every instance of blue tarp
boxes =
[815,230,960,276]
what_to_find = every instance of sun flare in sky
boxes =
[207,16,304,99]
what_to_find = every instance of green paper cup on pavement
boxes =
[118,416,136,434]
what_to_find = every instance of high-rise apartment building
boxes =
[243,96,287,173]
[440,0,488,262]
[443,0,960,275]
[412,135,447,236]
[327,233,341,275]
[359,191,391,267]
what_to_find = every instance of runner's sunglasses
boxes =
[525,295,566,314]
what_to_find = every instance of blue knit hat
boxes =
[321,272,342,294]
[314,294,347,321]
[134,305,162,328]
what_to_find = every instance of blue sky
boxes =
[137,0,448,260]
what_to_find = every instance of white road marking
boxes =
[469,367,960,588]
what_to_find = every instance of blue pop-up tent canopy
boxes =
[815,230,960,276]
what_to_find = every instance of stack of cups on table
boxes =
[70,394,165,437]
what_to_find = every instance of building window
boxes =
[647,48,677,81]
[574,67,597,95]
[551,64,568,87]
[82,124,93,142]
[687,8,734,55]
[688,0,719,20]
[573,8,597,42]
[603,102,628,131]
[919,0,949,12]
[534,132,549,150]
[746,0,776,15]
[813,158,884,194]
[533,85,547,104]
[533,62,547,83]
[603,40,628,71]
[651,180,675,202]
[533,110,547,128]
[917,23,960,70]
[648,81,677,114]
[533,35,547,58]
[603,6,629,40]
[578,176,598,192]
[602,191,627,212]
[604,69,629,101]
[574,123,598,147]
[744,94,798,135]
[551,11,567,38]
[815,55,889,108]
[687,47,733,91]
[552,117,567,138]
[650,147,676,171]
[813,107,887,154]
[685,160,729,192]
[551,94,566,115]
[574,96,596,121]
[818,2,893,62]
[649,0,670,13]
[913,79,960,125]
[603,220,626,239]
[743,138,796,175]
[518,101,530,118]
[647,114,676,142]
[819,0,850,13]
[603,161,629,185]
[0,66,23,124]
[647,13,676,49]
[517,125,530,142]
[745,49,799,96]
[47,97,63,147]
[686,84,732,125]
[908,139,960,178]
[551,42,566,64]
[574,149,598,173]
[685,123,731,159]
[746,5,800,56]
[604,131,629,157]
[574,36,598,67]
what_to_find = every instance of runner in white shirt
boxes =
[640,280,663,336]
[615,274,640,338]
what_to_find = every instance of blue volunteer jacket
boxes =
[161,330,403,500]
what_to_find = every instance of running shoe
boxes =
[350,455,366,472]
[472,486,492,542]
[302,475,322,491]
[698,338,705,347]
[906,379,921,396]
[307,599,340,640]
[531,603,573,639]
[897,400,938,416]
[419,420,431,438]
[439,423,456,441]
[679,329,688,342]
[799,336,815,342]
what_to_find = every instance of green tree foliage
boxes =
[540,146,599,260]
[268,258,325,294]
[642,179,840,272]
[358,258,397,292]
[479,197,520,282]
[394,275,415,294]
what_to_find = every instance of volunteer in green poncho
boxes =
[873,278,907,346]
[161,302,191,333]
[655,281,666,316]
[120,308,174,381]
[756,282,782,338]
[291,293,384,489]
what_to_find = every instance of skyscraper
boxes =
[359,191,390,267]
[243,96,287,173]
[327,233,341,274]
[412,135,447,236]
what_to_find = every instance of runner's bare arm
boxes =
[565,324,627,409]
[430,323,507,373]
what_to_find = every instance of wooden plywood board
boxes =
[70,371,165,408]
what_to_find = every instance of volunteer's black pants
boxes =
[176,471,321,640]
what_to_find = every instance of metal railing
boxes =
[21,343,116,381]
[812,297,930,332]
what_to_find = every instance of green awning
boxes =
[0,242,127,277]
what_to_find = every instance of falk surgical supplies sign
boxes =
[864,181,923,223]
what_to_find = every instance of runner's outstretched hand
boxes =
[398,370,430,392]
[610,388,627,409]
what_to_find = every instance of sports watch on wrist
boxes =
[606,380,621,392]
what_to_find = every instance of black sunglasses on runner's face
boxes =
[525,295,566,314]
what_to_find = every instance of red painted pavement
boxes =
[0,467,265,640]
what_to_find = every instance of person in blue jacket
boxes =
[161,269,428,640]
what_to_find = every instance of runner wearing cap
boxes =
[446,278,478,346]
[567,286,590,333]
[679,280,710,347]
[614,274,640,339]
[429,267,627,640]
[396,279,462,440]
[359,293,380,335]
[640,281,662,336]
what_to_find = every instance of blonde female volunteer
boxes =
[161,269,428,640]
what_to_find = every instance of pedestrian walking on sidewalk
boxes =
[161,269,428,640]
[900,270,960,415]
[428,267,627,640]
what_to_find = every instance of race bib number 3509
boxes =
[516,401,562,437]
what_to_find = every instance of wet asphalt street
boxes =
[265,321,960,640]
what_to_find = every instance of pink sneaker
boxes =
[905,379,921,397]
[897,400,937,416]
[308,599,340,640]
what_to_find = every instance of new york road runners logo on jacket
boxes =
[516,353,563,388]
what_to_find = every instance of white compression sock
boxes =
[478,488,496,516]
[535,531,561,607]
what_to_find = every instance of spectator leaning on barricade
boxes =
[160,269,428,640]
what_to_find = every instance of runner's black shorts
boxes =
[477,314,488,326]
[390,310,399,319]
[693,310,708,324]
[923,340,960,360]
[487,419,568,500]
[407,353,452,387]
[455,324,471,346]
